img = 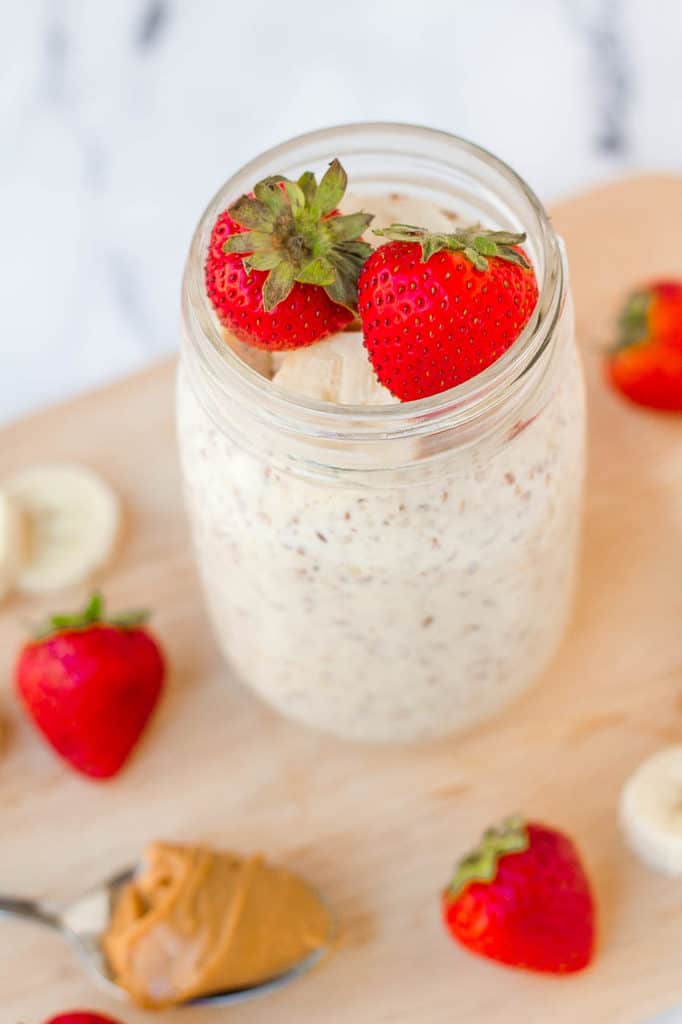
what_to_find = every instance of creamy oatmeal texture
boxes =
[178,357,584,741]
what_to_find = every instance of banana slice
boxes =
[272,331,397,406]
[0,492,27,599]
[3,463,121,594]
[271,351,288,374]
[620,747,682,876]
[344,191,458,246]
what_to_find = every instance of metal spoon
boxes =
[0,865,331,1008]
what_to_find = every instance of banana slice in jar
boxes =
[272,332,397,406]
[620,746,682,876]
[3,463,121,594]
[344,191,459,245]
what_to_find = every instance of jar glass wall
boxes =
[178,124,586,743]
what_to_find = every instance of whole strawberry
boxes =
[442,818,595,974]
[44,1014,124,1024]
[16,593,165,780]
[606,279,682,410]
[358,224,539,400]
[205,159,373,350]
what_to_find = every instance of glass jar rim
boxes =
[181,121,565,443]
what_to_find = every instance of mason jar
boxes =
[178,123,586,743]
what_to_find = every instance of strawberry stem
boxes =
[373,224,530,271]
[445,817,529,899]
[223,159,374,313]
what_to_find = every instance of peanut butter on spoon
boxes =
[103,842,332,1009]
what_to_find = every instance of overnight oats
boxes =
[178,124,586,743]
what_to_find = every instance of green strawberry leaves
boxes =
[374,224,531,272]
[223,231,273,255]
[445,817,529,899]
[227,196,276,232]
[243,251,282,272]
[614,288,651,351]
[297,170,318,204]
[35,592,150,640]
[219,158,534,314]
[326,212,374,244]
[295,257,337,286]
[254,177,289,216]
[312,158,348,218]
[223,159,373,312]
[261,261,297,312]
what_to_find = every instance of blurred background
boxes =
[2,0,681,425]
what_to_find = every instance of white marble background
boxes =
[1,0,682,426]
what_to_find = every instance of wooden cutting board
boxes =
[1,175,682,1024]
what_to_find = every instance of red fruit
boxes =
[44,1014,124,1024]
[205,159,373,350]
[442,818,595,975]
[358,224,539,401]
[16,593,165,780]
[605,279,682,410]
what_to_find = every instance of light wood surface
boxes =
[2,175,682,1024]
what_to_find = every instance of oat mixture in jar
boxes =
[178,124,586,743]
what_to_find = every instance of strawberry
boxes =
[358,224,539,401]
[205,159,373,350]
[442,817,595,974]
[43,1014,124,1024]
[605,279,682,410]
[15,593,165,780]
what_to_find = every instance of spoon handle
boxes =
[0,896,62,931]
